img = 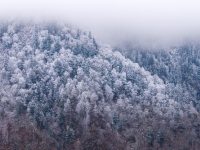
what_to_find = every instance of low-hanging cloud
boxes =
[1,0,200,47]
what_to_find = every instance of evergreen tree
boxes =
[146,127,154,146]
[54,42,61,53]
[62,127,76,144]
[157,130,164,146]
[42,35,52,51]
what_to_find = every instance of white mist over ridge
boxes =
[1,0,200,47]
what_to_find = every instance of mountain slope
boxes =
[0,20,199,150]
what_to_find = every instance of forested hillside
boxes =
[0,20,200,150]
[115,43,200,112]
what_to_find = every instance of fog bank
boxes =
[1,0,200,47]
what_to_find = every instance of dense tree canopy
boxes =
[0,20,200,150]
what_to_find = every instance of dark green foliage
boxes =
[113,112,119,125]
[196,128,200,138]
[126,67,136,83]
[34,108,48,129]
[118,121,125,132]
[157,130,164,146]
[132,129,136,142]
[6,68,12,81]
[25,77,32,89]
[0,25,7,42]
[93,38,98,49]
[42,35,52,51]
[148,56,154,66]
[58,111,65,127]
[33,28,39,51]
[174,111,180,123]
[62,127,75,144]
[82,60,90,75]
[70,67,77,78]
[25,93,33,105]
[88,31,92,39]
[54,42,61,53]
[74,43,81,55]
[197,90,200,100]
[15,101,26,115]
[73,39,98,57]
[17,60,24,70]
[29,58,37,68]
[146,127,154,146]
[113,90,119,102]
[4,57,9,71]
[54,61,64,77]
[76,29,80,39]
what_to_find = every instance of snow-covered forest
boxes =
[0,20,200,150]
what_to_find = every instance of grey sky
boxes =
[1,0,200,47]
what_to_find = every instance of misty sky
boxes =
[1,0,200,47]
